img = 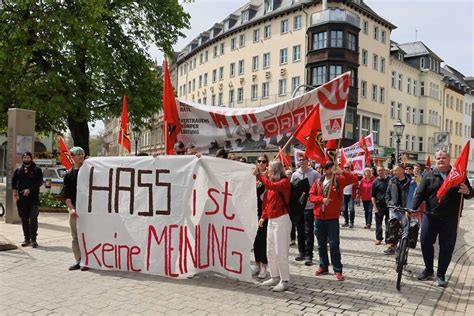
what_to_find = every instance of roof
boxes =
[442,65,473,93]
[397,41,443,61]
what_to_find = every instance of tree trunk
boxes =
[67,115,90,156]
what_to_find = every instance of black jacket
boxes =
[385,175,411,208]
[62,168,79,207]
[412,168,473,218]
[371,176,389,208]
[12,162,43,204]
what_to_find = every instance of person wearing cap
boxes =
[309,160,358,281]
[61,146,88,271]
[12,152,44,248]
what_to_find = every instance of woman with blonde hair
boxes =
[253,160,291,292]
[359,167,376,229]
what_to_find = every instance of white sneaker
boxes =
[261,277,279,286]
[251,265,261,275]
[273,281,289,292]
[257,266,267,279]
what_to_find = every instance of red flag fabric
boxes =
[275,146,291,169]
[436,140,470,202]
[426,156,431,169]
[339,148,347,168]
[163,60,182,155]
[325,139,338,163]
[118,95,131,153]
[58,137,73,169]
[293,106,326,165]
[359,135,371,167]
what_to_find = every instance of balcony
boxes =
[310,9,360,28]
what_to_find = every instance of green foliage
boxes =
[39,192,66,208]
[0,0,190,133]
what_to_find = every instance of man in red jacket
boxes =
[309,161,358,281]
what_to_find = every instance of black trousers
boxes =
[17,198,39,241]
[375,207,389,241]
[253,219,268,264]
[295,208,315,258]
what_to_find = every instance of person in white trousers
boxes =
[254,160,291,292]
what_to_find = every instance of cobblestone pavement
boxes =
[1,202,472,315]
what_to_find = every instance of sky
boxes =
[91,0,474,135]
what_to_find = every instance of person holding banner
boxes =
[309,161,358,281]
[253,154,270,279]
[412,149,473,287]
[62,147,88,271]
[253,161,291,292]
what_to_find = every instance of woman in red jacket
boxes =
[309,161,358,281]
[359,168,376,229]
[253,160,291,292]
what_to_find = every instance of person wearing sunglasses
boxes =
[252,154,270,280]
[174,141,186,155]
[309,160,358,281]
[253,160,291,292]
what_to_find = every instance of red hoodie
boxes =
[257,175,291,220]
[309,171,358,220]
[359,176,375,201]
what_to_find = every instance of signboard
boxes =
[434,132,449,150]
[76,156,258,281]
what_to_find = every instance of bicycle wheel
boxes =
[396,238,409,290]
[0,203,4,217]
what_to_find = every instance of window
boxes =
[418,137,423,152]
[264,0,273,13]
[381,30,386,44]
[278,79,287,96]
[330,31,343,47]
[264,25,271,39]
[238,59,244,75]
[405,134,410,150]
[253,29,260,42]
[241,11,249,23]
[251,84,258,100]
[252,56,259,71]
[204,51,208,62]
[390,131,394,148]
[372,119,380,144]
[406,106,411,123]
[413,80,418,96]
[361,49,368,65]
[329,65,342,80]
[397,103,402,120]
[348,33,356,51]
[363,20,368,34]
[291,76,300,94]
[294,15,302,30]
[407,78,411,94]
[390,101,395,119]
[380,58,385,73]
[263,52,270,68]
[202,97,207,104]
[412,107,416,123]
[213,46,218,58]
[292,45,301,62]
[192,79,195,91]
[372,84,378,101]
[281,19,288,33]
[419,109,424,124]
[212,69,217,83]
[231,38,236,50]
[361,116,370,137]
[204,73,208,86]
[379,87,385,103]
[391,71,396,88]
[374,26,379,40]
[220,43,224,55]
[199,53,203,65]
[198,75,202,88]
[361,80,367,98]
[349,68,356,87]
[262,82,270,98]
[398,74,403,91]
[420,81,425,96]
[312,66,326,86]
[229,89,235,107]
[411,136,416,151]
[239,34,245,47]
[218,92,223,106]
[373,54,378,70]
[230,63,235,77]
[420,57,425,69]
[237,87,244,103]
[219,66,224,81]
[313,31,327,50]
[211,94,216,106]
[279,48,288,64]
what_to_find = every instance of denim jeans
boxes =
[362,201,373,226]
[295,208,315,258]
[314,219,343,272]
[343,194,354,224]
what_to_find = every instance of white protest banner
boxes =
[177,73,350,154]
[341,133,374,158]
[76,156,258,281]
[350,155,366,175]
[293,147,305,167]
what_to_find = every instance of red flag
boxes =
[426,155,431,169]
[293,106,326,165]
[58,137,73,169]
[339,148,347,168]
[163,60,182,155]
[437,140,470,202]
[376,159,381,167]
[359,135,371,167]
[325,139,338,163]
[118,95,131,153]
[275,146,291,169]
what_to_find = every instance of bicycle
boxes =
[388,205,420,290]
[0,202,4,217]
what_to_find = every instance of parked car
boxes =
[40,166,67,195]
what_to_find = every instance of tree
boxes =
[0,0,190,155]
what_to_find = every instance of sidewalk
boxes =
[1,203,473,315]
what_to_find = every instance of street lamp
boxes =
[132,126,141,156]
[394,119,405,164]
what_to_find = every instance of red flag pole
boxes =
[164,120,168,156]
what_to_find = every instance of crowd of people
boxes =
[11,142,472,292]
